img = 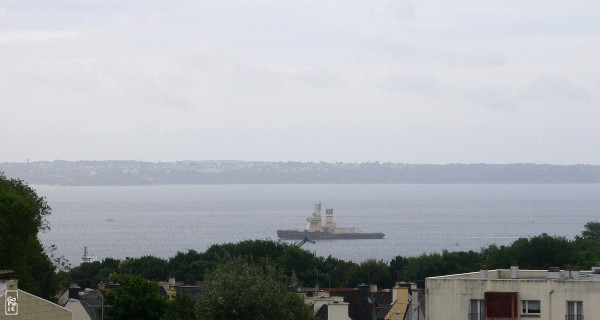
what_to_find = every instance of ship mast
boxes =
[82,246,92,263]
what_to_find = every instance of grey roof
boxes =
[62,288,103,320]
[315,304,329,320]
[373,291,393,319]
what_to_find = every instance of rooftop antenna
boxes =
[82,246,92,263]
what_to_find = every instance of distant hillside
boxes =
[1,161,599,185]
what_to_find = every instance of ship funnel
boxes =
[325,209,335,230]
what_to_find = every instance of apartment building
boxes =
[426,266,599,320]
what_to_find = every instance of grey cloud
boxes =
[377,72,440,96]
[2,1,600,163]
[292,68,343,89]
[369,0,415,21]
[522,75,592,105]
[0,30,80,44]
[465,86,520,111]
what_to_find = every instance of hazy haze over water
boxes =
[35,184,600,266]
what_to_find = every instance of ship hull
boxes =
[277,230,385,240]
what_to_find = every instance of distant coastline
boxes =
[2,160,600,185]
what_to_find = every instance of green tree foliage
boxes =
[572,222,600,268]
[358,259,394,288]
[578,222,600,241]
[319,255,355,288]
[276,245,321,286]
[117,255,169,280]
[168,250,209,283]
[389,250,483,286]
[0,173,57,298]
[204,239,287,262]
[104,274,167,320]
[199,257,316,320]
[483,234,575,269]
[164,293,201,320]
[65,258,120,289]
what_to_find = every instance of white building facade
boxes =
[426,266,599,320]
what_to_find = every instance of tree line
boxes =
[65,222,600,292]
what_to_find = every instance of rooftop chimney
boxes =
[511,266,519,279]
[358,284,369,300]
[0,279,18,292]
[547,267,560,279]
[593,268,600,280]
[0,270,18,292]
[480,265,488,280]
[567,266,580,280]
[69,284,82,299]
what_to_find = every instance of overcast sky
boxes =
[1,1,599,164]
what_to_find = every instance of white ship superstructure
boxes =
[278,202,384,240]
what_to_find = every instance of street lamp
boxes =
[314,268,319,292]
[98,292,104,320]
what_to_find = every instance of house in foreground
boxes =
[1,270,72,320]
[426,265,600,320]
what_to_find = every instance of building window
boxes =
[522,300,540,314]
[566,301,583,320]
[469,299,485,320]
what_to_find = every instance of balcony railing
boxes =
[565,316,584,320]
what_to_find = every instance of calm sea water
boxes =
[33,184,600,266]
